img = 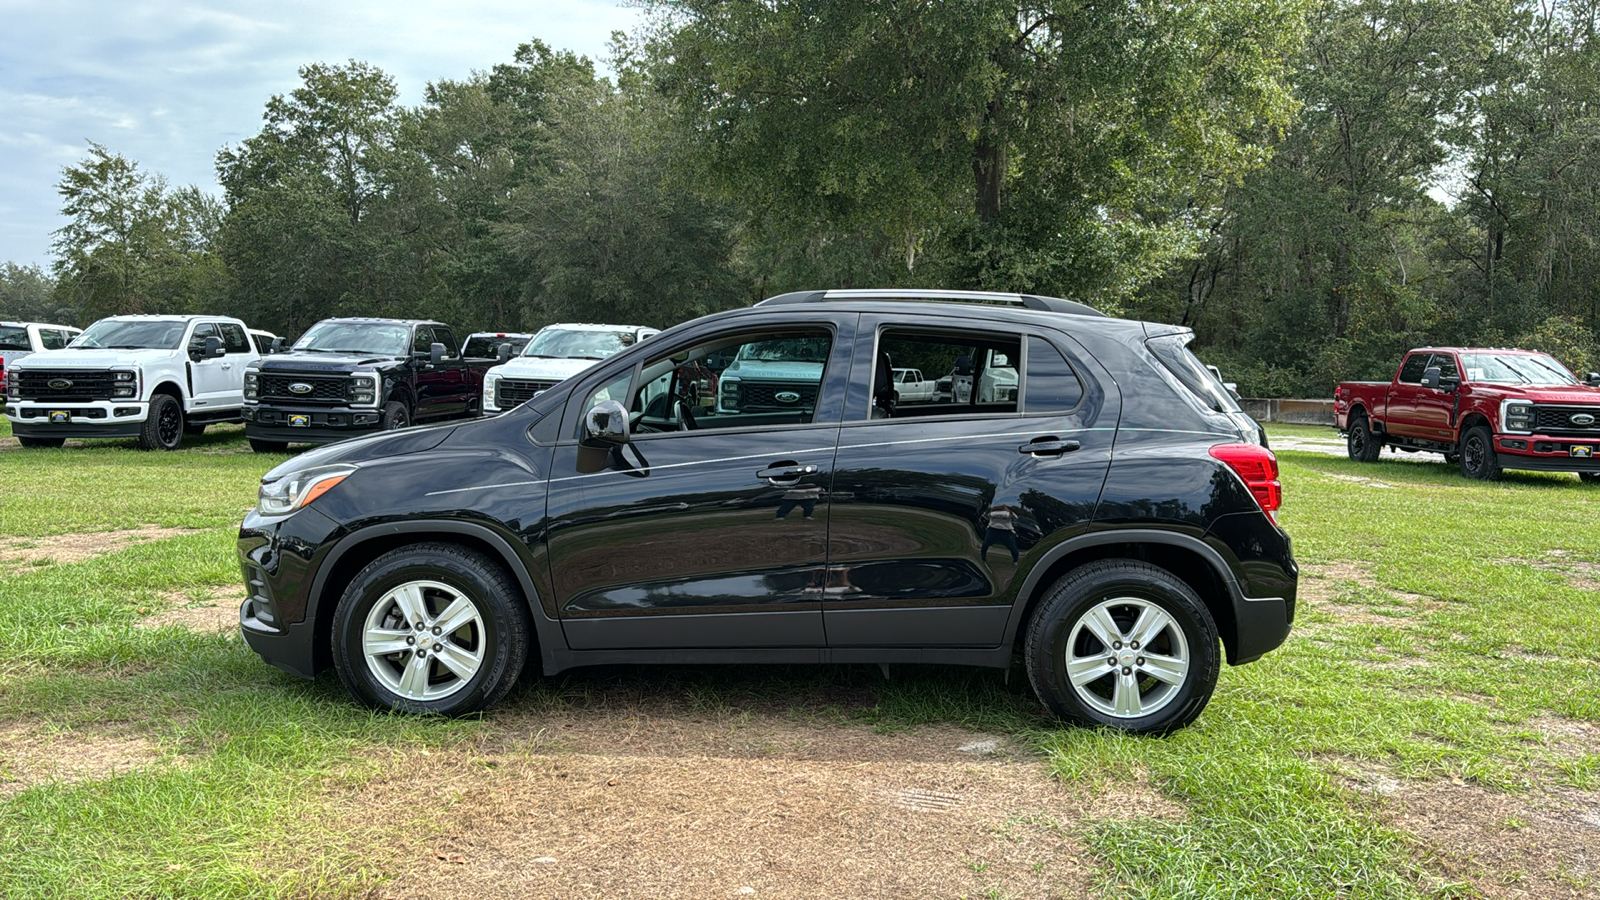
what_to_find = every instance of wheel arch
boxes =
[1460,410,1492,434]
[150,379,185,402]
[306,521,552,677]
[1007,531,1245,665]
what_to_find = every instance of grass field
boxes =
[1,418,1597,899]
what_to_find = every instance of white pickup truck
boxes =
[482,323,658,414]
[891,367,937,403]
[2,321,82,399]
[6,314,259,450]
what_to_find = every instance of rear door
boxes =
[822,317,1116,648]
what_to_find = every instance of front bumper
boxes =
[238,505,342,678]
[243,404,383,445]
[8,399,148,437]
[1495,434,1600,473]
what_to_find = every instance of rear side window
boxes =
[1397,353,1430,384]
[0,325,28,350]
[1024,337,1084,412]
[219,323,250,354]
[872,329,1021,419]
[1147,334,1240,413]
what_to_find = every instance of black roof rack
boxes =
[755,288,1107,318]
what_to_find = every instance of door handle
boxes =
[757,463,818,483]
[1018,438,1080,456]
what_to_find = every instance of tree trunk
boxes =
[972,99,1005,226]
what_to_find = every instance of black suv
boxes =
[237,290,1293,734]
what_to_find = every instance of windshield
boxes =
[464,334,531,357]
[737,337,831,364]
[1461,353,1578,386]
[292,321,411,356]
[522,328,634,360]
[0,326,29,351]
[71,319,187,350]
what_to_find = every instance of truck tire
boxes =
[332,543,530,716]
[137,394,185,451]
[1459,424,1502,481]
[16,436,65,449]
[248,438,289,454]
[1347,416,1382,462]
[1024,560,1220,735]
[382,401,410,431]
[1579,472,1599,485]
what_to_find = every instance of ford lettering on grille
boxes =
[47,378,73,390]
[1572,413,1596,426]
[289,382,313,395]
[775,391,800,404]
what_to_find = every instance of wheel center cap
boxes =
[417,634,433,650]
[1119,651,1136,667]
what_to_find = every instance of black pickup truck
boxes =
[241,318,500,453]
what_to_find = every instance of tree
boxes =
[0,263,64,323]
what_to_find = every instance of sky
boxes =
[0,0,645,268]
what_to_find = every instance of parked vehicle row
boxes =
[1336,347,1600,482]
[481,323,658,415]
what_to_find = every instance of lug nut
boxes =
[432,627,441,635]
[406,636,415,646]
[1112,641,1122,650]
[1122,667,1132,676]
[1131,641,1140,650]
[1107,657,1117,666]
[415,622,424,631]
[1136,657,1145,666]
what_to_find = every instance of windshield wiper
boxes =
[104,344,155,349]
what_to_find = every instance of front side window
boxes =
[188,323,219,354]
[1428,353,1459,382]
[623,329,833,434]
[38,328,67,350]
[1397,353,1431,384]
[412,326,436,354]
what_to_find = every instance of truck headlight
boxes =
[5,378,18,400]
[243,370,259,401]
[720,378,740,410]
[347,374,378,407]
[1502,401,1534,433]
[258,465,355,516]
[483,374,499,411]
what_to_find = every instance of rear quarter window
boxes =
[0,325,28,351]
[1146,334,1239,414]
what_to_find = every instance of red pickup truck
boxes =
[1335,347,1600,482]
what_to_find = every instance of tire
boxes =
[137,394,185,451]
[381,401,410,431]
[248,438,289,453]
[1579,472,1600,485]
[1347,416,1381,462]
[1024,560,1220,735]
[1459,424,1502,481]
[16,436,65,449]
[332,543,530,716]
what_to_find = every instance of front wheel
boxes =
[332,543,530,715]
[1580,472,1600,485]
[381,401,410,431]
[1347,416,1381,462]
[1459,425,1502,481]
[137,394,184,451]
[1024,560,1220,735]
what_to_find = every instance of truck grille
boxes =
[739,382,818,411]
[497,379,557,409]
[13,369,116,401]
[1534,405,1600,437]
[259,374,347,404]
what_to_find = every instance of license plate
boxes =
[1572,445,1594,458]
[288,414,310,428]
[49,410,70,424]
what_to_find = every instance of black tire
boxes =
[1347,416,1381,462]
[1459,424,1502,481]
[16,436,65,449]
[248,438,289,453]
[137,394,185,451]
[332,543,530,716]
[1579,472,1600,485]
[184,423,208,436]
[1024,560,1220,735]
[381,400,410,431]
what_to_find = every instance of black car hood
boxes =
[256,351,404,370]
[260,422,460,482]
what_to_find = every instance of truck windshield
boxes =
[71,320,187,350]
[522,329,633,360]
[1460,353,1578,386]
[293,322,411,356]
[0,326,29,351]
[738,337,831,363]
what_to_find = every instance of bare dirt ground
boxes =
[141,585,246,631]
[0,723,168,797]
[0,524,199,573]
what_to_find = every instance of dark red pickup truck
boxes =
[1335,347,1600,481]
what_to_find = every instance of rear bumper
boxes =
[244,404,384,445]
[1495,434,1600,472]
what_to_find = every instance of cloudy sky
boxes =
[0,0,644,267]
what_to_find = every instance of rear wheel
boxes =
[332,543,529,716]
[1024,560,1220,735]
[1459,425,1502,481]
[137,394,184,451]
[1347,416,1381,462]
[16,436,65,449]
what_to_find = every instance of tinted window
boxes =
[412,326,435,354]
[463,335,532,357]
[252,332,274,354]
[1397,353,1430,384]
[1025,337,1084,412]
[434,327,458,358]
[628,329,832,433]
[1429,353,1459,382]
[874,329,1021,418]
[188,323,219,353]
[0,326,27,351]
[219,323,250,354]
[1146,334,1240,413]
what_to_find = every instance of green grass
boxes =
[2,419,1597,898]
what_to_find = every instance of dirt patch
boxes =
[1296,563,1443,630]
[1323,473,1395,489]
[1499,552,1600,592]
[141,586,245,632]
[343,718,1156,898]
[0,723,168,796]
[0,435,87,452]
[0,525,200,572]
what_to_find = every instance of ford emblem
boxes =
[1572,413,1596,426]
[288,382,313,395]
[47,378,73,390]
[775,391,800,404]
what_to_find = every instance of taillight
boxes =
[1209,443,1282,523]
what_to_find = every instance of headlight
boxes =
[347,373,378,407]
[111,369,139,398]
[483,374,499,411]
[257,465,355,516]
[243,371,259,401]
[1502,401,1535,433]
[720,378,740,409]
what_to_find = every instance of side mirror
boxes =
[201,335,225,359]
[497,343,513,362]
[1587,372,1600,386]
[269,337,286,354]
[1421,366,1441,390]
[430,342,446,365]
[584,400,630,445]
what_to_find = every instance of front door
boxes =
[545,318,855,650]
[187,323,234,410]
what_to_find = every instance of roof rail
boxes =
[755,288,1107,318]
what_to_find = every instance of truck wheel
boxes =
[137,394,185,451]
[1024,560,1220,735]
[16,437,65,449]
[248,438,288,454]
[1459,425,1502,481]
[1579,472,1599,485]
[332,543,530,716]
[1347,416,1381,462]
[382,401,410,431]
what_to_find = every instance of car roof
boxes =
[1412,347,1549,355]
[94,314,239,323]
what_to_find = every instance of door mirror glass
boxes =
[497,342,513,362]
[430,342,446,365]
[1421,366,1441,390]
[585,399,630,444]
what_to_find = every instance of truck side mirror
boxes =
[1587,371,1600,386]
[430,342,446,365]
[584,400,630,445]
[269,337,286,354]
[497,343,513,362]
[203,335,225,359]
[1421,366,1441,390]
